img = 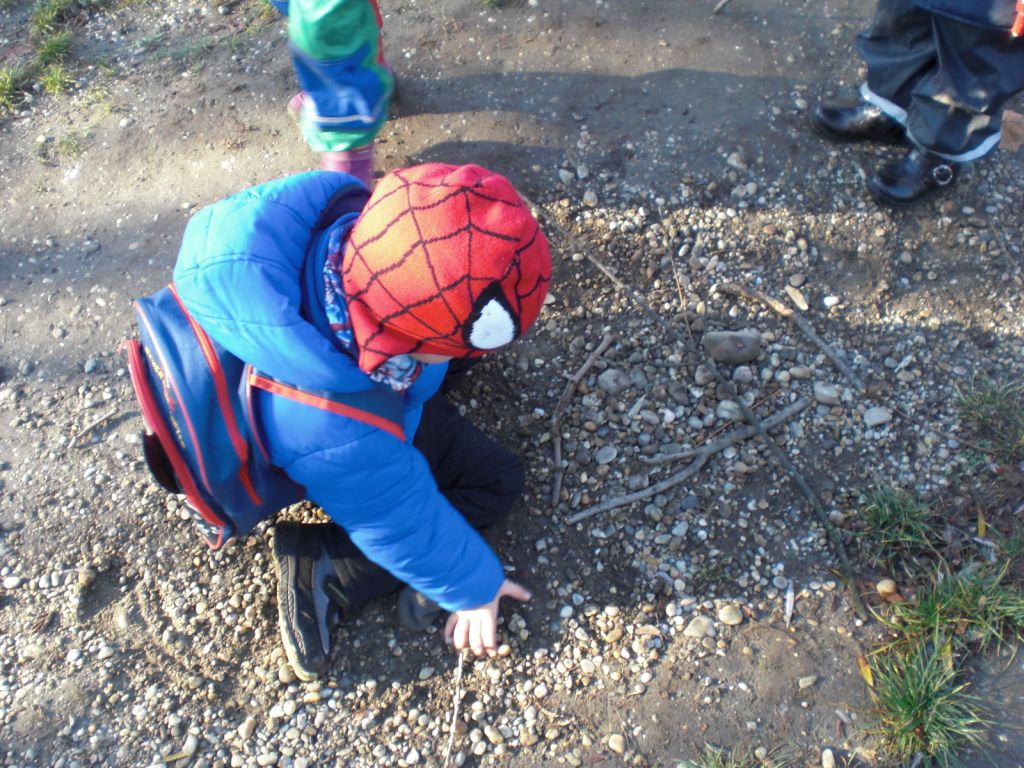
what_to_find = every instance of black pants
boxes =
[856,0,1024,161]
[326,390,524,615]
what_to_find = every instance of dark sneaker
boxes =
[397,586,443,631]
[273,522,349,681]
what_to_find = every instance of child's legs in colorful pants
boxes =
[288,0,394,153]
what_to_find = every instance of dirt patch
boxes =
[2,0,1024,766]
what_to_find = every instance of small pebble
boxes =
[718,604,743,626]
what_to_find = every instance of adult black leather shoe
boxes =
[810,101,906,144]
[866,148,958,207]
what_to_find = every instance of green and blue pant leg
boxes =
[281,0,394,152]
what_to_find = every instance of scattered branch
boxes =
[712,0,735,14]
[641,397,809,465]
[717,282,866,393]
[550,333,615,506]
[567,398,808,524]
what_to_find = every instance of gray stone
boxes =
[863,407,893,428]
[813,381,841,406]
[683,615,715,639]
[597,368,631,396]
[703,331,761,365]
[718,604,743,626]
[716,400,744,421]
[607,734,626,754]
[732,365,754,384]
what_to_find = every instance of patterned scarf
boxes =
[322,225,421,392]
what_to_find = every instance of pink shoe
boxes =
[321,144,375,186]
[287,91,307,122]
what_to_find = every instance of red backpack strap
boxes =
[248,370,405,442]
[123,338,229,549]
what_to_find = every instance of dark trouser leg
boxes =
[856,0,936,120]
[319,391,523,616]
[413,392,525,528]
[904,17,1024,161]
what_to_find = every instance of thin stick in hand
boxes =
[444,650,466,766]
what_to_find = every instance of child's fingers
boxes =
[499,580,532,603]
[481,615,498,657]
[453,616,470,652]
[469,617,484,657]
[444,613,458,645]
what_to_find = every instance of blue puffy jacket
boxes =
[172,171,506,611]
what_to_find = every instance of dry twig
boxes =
[567,398,808,524]
[550,334,615,506]
[717,282,865,393]
[70,408,118,449]
[642,395,801,465]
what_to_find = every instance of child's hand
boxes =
[444,579,531,657]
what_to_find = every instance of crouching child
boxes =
[126,163,552,680]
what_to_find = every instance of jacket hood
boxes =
[173,171,374,392]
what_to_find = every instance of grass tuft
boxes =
[859,487,945,568]
[0,65,31,113]
[249,0,282,27]
[30,0,77,38]
[957,379,1024,468]
[55,130,87,161]
[40,62,73,95]
[869,638,988,767]
[887,564,1024,649]
[36,30,73,66]
[677,745,792,768]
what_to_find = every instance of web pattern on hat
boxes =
[343,166,550,361]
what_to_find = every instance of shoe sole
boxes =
[865,184,932,209]
[273,534,320,683]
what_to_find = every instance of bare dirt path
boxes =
[2,0,1024,766]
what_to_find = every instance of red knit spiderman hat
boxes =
[342,163,552,373]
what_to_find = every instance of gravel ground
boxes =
[2,0,1024,766]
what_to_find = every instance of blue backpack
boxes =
[124,187,405,550]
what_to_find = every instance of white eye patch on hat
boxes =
[464,282,519,350]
